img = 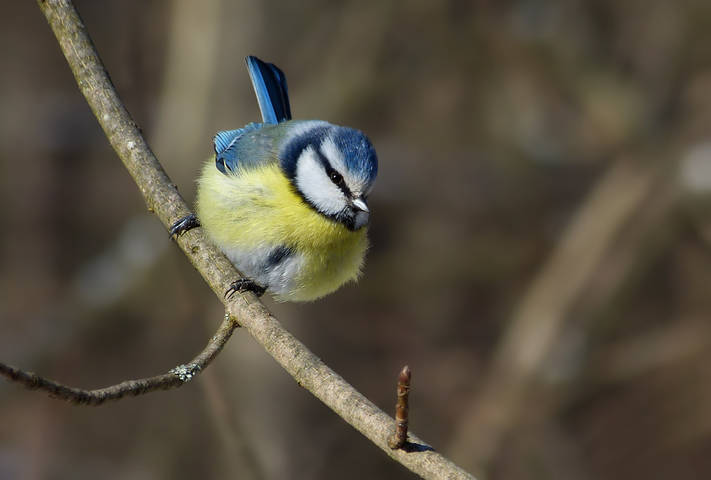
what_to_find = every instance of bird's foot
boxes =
[225,278,267,299]
[170,213,200,238]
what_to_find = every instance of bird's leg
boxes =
[170,213,201,238]
[225,278,267,299]
[169,213,265,298]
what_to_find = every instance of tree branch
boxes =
[0,314,237,405]
[6,1,476,478]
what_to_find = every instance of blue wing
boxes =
[213,57,292,174]
[213,122,264,174]
[246,56,292,124]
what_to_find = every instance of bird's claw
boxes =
[170,213,200,238]
[225,279,267,299]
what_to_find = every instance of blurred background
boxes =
[1,0,711,479]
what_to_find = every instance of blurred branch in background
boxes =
[0,1,477,478]
[151,0,221,183]
[588,316,710,387]
[148,0,268,476]
[201,367,267,480]
[449,150,681,470]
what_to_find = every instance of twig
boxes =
[388,365,411,449]
[19,1,476,478]
[0,314,237,405]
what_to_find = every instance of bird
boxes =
[170,56,378,302]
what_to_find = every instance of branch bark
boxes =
[13,1,475,478]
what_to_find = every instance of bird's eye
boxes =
[328,170,344,186]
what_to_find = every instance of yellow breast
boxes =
[196,160,368,301]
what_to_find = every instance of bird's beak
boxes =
[352,197,369,213]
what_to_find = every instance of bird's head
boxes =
[281,122,378,231]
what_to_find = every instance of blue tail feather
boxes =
[246,56,292,124]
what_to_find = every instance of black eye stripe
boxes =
[317,151,352,198]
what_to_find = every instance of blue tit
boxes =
[171,56,378,302]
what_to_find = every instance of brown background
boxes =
[1,1,711,479]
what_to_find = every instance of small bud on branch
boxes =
[388,365,411,449]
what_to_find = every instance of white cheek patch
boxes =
[295,147,347,215]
